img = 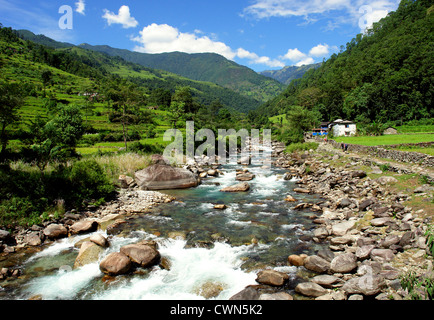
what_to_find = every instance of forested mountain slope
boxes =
[253,0,433,124]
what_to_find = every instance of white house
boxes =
[330,119,357,137]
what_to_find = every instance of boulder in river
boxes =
[43,224,68,240]
[99,252,132,276]
[220,182,250,192]
[135,164,199,190]
[120,243,161,268]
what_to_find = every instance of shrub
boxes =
[285,142,319,154]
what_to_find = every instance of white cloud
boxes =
[280,48,306,61]
[243,0,399,30]
[295,57,315,66]
[132,23,235,59]
[75,0,85,15]
[132,23,284,68]
[102,5,138,29]
[280,44,335,67]
[309,44,329,57]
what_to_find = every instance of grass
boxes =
[337,134,434,146]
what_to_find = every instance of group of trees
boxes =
[252,0,433,130]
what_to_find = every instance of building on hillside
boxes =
[383,127,398,135]
[329,119,357,137]
[312,122,330,136]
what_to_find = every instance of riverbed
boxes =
[0,153,325,300]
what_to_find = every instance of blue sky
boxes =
[0,0,400,72]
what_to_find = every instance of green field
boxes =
[336,134,434,146]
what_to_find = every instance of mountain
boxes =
[253,0,434,123]
[16,29,74,49]
[260,63,322,85]
[77,44,285,103]
[11,29,261,113]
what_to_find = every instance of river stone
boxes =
[370,249,395,262]
[331,220,356,236]
[74,241,104,269]
[288,254,305,266]
[312,275,341,288]
[359,198,375,211]
[229,286,260,300]
[220,182,250,192]
[380,235,401,248]
[304,255,330,273]
[194,281,226,299]
[256,269,289,286]
[259,292,293,300]
[69,220,98,235]
[43,224,68,240]
[370,217,392,227]
[330,253,357,273]
[235,173,255,181]
[356,245,375,260]
[90,233,109,247]
[295,282,328,297]
[294,188,310,193]
[377,176,398,185]
[351,170,367,178]
[342,274,385,296]
[120,244,161,268]
[24,232,42,246]
[99,252,132,275]
[135,164,198,190]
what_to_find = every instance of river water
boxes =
[0,153,325,300]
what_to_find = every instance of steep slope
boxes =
[77,44,285,102]
[12,29,261,113]
[260,63,322,84]
[254,0,433,123]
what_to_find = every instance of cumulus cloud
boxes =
[280,43,335,67]
[75,0,85,15]
[132,23,284,68]
[103,5,138,29]
[309,44,329,57]
[280,48,307,62]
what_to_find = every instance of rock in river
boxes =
[220,182,250,192]
[135,164,198,190]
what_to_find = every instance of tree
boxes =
[0,81,25,156]
[41,70,53,96]
[29,104,84,171]
[167,101,185,129]
[280,106,320,144]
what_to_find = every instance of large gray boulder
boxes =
[135,164,198,190]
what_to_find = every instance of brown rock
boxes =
[304,255,330,273]
[43,224,68,240]
[256,269,289,286]
[295,282,328,297]
[69,220,98,235]
[288,254,305,266]
[220,182,250,192]
[120,244,160,268]
[330,253,357,273]
[135,164,198,190]
[99,252,132,275]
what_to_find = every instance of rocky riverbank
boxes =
[230,142,433,300]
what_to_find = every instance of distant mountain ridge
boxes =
[16,29,285,103]
[77,43,285,103]
[260,63,322,85]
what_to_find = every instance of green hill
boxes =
[9,28,261,114]
[260,63,322,85]
[253,0,434,124]
[77,44,285,102]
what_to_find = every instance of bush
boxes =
[67,160,115,206]
[129,141,164,154]
[285,142,319,154]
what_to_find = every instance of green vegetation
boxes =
[401,270,434,300]
[336,134,434,146]
[285,142,319,154]
[252,0,433,130]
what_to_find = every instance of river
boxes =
[0,152,325,300]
